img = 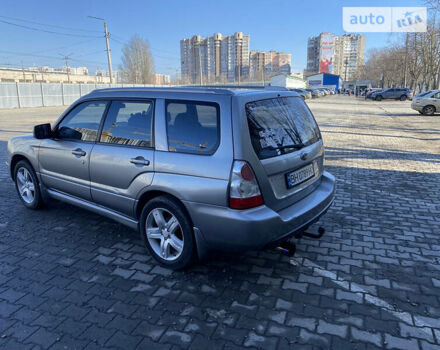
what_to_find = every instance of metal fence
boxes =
[0,82,155,109]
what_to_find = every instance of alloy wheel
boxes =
[145,208,184,261]
[16,167,35,204]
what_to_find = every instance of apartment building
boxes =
[305,33,365,81]
[249,50,291,80]
[180,32,250,84]
[333,34,365,81]
[154,73,171,85]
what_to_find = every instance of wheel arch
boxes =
[135,189,193,227]
[135,189,208,260]
[10,154,32,179]
[423,104,436,111]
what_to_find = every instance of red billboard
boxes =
[319,33,335,74]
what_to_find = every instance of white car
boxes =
[411,90,440,115]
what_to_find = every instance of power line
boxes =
[0,19,101,38]
[0,49,108,66]
[30,38,101,55]
[0,14,102,33]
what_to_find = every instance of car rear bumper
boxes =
[184,171,335,252]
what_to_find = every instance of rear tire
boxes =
[422,105,435,116]
[400,95,407,101]
[14,160,43,210]
[139,196,196,270]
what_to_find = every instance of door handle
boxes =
[72,148,86,157]
[130,156,150,166]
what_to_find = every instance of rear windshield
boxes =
[416,90,432,97]
[246,96,321,160]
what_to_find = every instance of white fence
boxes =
[0,82,154,109]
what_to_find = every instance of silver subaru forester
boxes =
[6,87,335,269]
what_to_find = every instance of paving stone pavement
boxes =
[0,95,439,349]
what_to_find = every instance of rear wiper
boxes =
[267,143,305,151]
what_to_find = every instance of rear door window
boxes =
[246,96,321,160]
[165,100,220,155]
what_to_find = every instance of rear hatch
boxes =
[242,95,324,212]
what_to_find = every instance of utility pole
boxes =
[60,54,72,83]
[21,60,25,82]
[88,16,113,84]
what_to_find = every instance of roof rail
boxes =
[184,84,289,91]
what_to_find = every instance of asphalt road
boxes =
[0,95,439,349]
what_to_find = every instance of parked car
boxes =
[365,88,382,99]
[290,88,311,100]
[371,88,413,101]
[317,88,329,96]
[411,90,440,115]
[305,88,320,98]
[315,89,325,97]
[7,87,335,269]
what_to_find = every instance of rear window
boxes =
[416,90,432,97]
[246,97,321,160]
[166,100,219,155]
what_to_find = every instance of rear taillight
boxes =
[416,99,420,103]
[229,160,264,210]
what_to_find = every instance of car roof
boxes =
[83,86,298,99]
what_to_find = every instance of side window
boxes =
[57,101,108,142]
[100,100,153,147]
[432,92,440,99]
[166,100,220,155]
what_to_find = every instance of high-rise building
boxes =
[250,50,292,80]
[334,34,365,81]
[305,32,365,81]
[180,32,250,84]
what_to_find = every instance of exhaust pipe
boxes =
[275,241,296,257]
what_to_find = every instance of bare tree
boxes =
[119,35,155,84]
[362,7,440,92]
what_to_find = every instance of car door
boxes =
[38,100,108,200]
[432,92,440,110]
[89,100,155,217]
[384,89,394,99]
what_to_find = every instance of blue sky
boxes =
[0,0,425,77]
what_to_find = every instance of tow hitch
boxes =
[302,226,326,239]
[274,227,326,257]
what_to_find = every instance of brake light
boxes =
[229,161,264,209]
[416,99,420,103]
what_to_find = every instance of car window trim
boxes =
[96,98,155,150]
[164,98,221,156]
[53,99,110,143]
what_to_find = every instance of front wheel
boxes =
[375,95,383,101]
[14,160,43,209]
[400,95,407,101]
[139,196,196,270]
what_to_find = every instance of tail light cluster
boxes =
[229,160,264,210]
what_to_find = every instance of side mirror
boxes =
[33,123,52,139]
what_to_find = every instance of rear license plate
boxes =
[285,163,315,189]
